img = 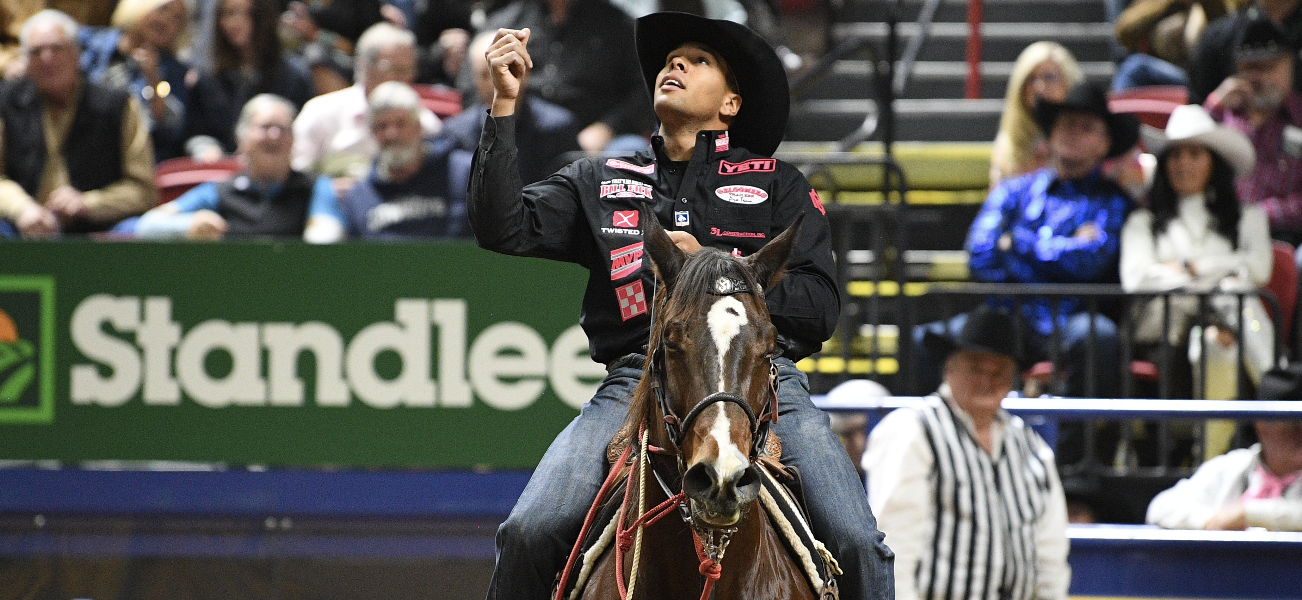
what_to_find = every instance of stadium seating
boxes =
[412,84,463,119]
[1107,85,1189,131]
[153,157,244,205]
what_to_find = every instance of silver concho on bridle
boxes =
[709,276,756,296]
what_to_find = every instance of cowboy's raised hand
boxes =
[488,28,532,117]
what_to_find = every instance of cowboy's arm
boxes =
[467,114,587,262]
[764,168,840,360]
[468,27,586,261]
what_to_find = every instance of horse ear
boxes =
[641,204,686,290]
[745,213,804,290]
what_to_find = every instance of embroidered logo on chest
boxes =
[719,158,776,175]
[600,178,653,200]
[715,185,769,205]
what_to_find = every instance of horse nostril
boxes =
[682,463,716,501]
[735,466,761,504]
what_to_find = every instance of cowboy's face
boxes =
[945,350,1016,417]
[1237,53,1292,112]
[653,43,741,125]
[1165,143,1213,198]
[1050,111,1110,175]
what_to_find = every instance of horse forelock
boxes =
[627,249,770,442]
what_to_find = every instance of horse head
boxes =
[640,205,803,529]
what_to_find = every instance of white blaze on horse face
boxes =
[706,295,748,392]
[708,403,749,485]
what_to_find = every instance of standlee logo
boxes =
[0,277,54,424]
[0,308,36,406]
[69,295,605,411]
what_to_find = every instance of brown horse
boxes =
[557,207,828,600]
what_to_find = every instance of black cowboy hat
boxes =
[1259,362,1302,400]
[1236,10,1294,64]
[922,308,1031,369]
[1033,81,1140,159]
[635,12,789,157]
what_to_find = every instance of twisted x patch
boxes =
[602,210,641,235]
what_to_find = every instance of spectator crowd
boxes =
[1,0,786,240]
[0,2,1298,599]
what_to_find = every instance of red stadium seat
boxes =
[412,84,463,119]
[1264,240,1299,346]
[1107,86,1189,131]
[154,157,243,205]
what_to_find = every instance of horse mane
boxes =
[623,248,768,437]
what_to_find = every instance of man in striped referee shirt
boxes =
[862,308,1071,600]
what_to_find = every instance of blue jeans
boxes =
[911,310,1120,397]
[486,356,895,600]
[1111,53,1189,91]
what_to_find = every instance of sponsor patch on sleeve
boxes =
[605,158,655,175]
[600,178,653,200]
[610,242,644,280]
[809,189,826,215]
[715,185,769,205]
[615,280,648,321]
[718,158,776,175]
[601,209,642,235]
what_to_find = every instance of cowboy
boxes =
[912,82,1138,401]
[865,308,1071,600]
[468,11,894,600]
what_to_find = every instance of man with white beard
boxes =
[338,81,469,239]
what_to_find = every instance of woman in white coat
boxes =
[1121,105,1274,448]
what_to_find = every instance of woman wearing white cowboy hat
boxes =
[1121,104,1275,450]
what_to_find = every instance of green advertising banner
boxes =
[0,240,601,468]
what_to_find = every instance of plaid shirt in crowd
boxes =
[1211,93,1302,239]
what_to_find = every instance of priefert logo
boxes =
[70,296,603,410]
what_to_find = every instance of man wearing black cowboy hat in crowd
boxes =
[1147,362,1302,531]
[468,11,894,600]
[1206,13,1302,247]
[866,308,1071,600]
[912,82,1138,404]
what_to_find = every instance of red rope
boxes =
[554,430,637,600]
[691,529,724,600]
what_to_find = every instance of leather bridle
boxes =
[647,275,780,465]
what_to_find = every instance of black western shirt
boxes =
[468,115,840,365]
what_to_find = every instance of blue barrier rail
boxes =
[812,395,1302,419]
